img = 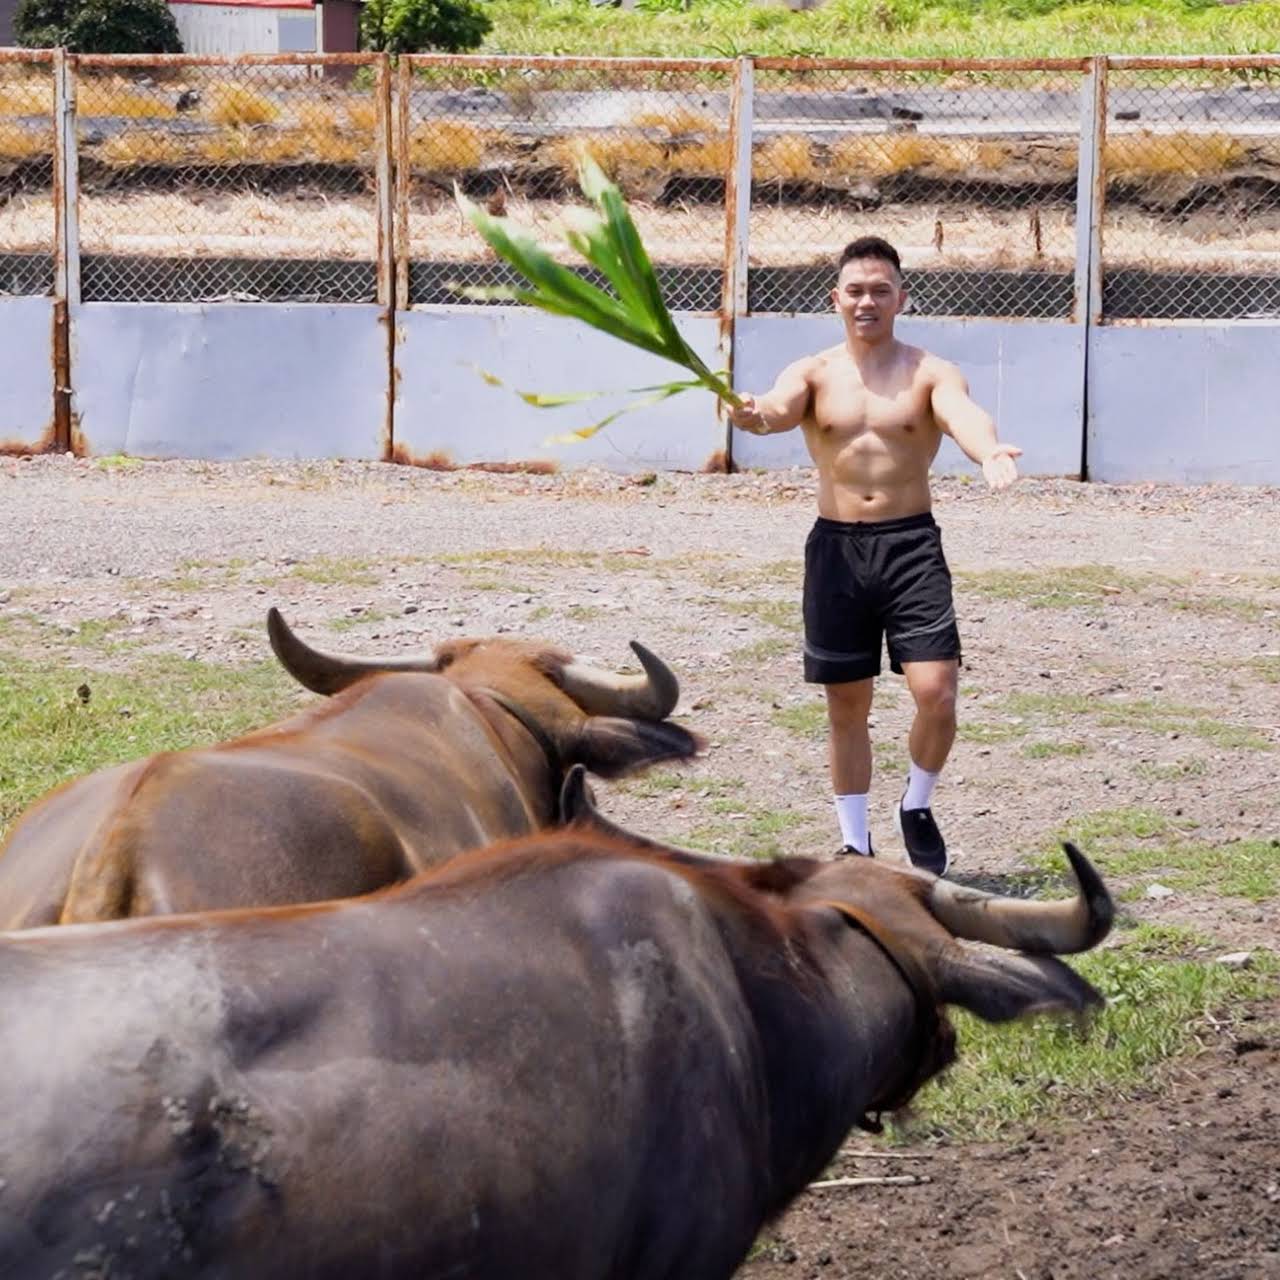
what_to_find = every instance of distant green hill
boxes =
[480,0,1280,60]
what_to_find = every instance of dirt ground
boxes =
[1,457,1277,1276]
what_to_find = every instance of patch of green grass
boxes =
[528,604,554,623]
[565,605,605,622]
[1171,595,1266,623]
[287,557,379,587]
[1100,838,1280,903]
[1022,739,1089,759]
[0,648,301,839]
[482,0,1280,60]
[1028,808,1276,903]
[1248,656,1280,684]
[988,691,1271,753]
[440,548,678,576]
[959,720,1028,744]
[955,566,1164,610]
[92,453,144,470]
[618,771,743,804]
[1136,757,1209,782]
[897,928,1278,1143]
[773,700,827,739]
[1048,806,1181,848]
[687,800,814,860]
[728,636,792,665]
[720,598,801,631]
[328,609,395,633]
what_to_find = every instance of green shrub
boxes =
[361,0,492,53]
[15,0,182,53]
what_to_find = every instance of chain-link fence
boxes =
[399,55,734,312]
[0,50,56,296]
[72,54,387,304]
[746,61,1085,319]
[8,51,1280,322]
[1101,62,1280,321]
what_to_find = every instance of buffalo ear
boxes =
[575,716,702,779]
[938,947,1105,1024]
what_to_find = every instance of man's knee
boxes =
[825,680,873,727]
[911,677,957,720]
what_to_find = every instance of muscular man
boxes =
[728,236,1020,875]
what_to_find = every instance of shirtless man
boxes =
[728,236,1021,876]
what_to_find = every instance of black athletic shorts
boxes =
[802,512,962,684]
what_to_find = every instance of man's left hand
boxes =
[982,444,1022,491]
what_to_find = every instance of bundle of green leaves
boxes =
[455,153,740,442]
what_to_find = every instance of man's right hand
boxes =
[727,394,771,435]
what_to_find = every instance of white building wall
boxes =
[169,4,317,55]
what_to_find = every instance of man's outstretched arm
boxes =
[930,363,1022,490]
[727,358,813,436]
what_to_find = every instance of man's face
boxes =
[831,256,905,342]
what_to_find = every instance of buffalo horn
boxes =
[266,607,441,696]
[927,842,1113,955]
[558,641,679,721]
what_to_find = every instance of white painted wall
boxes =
[732,316,1085,479]
[0,297,55,451]
[70,303,385,459]
[395,308,728,473]
[169,3,317,55]
[1088,324,1280,485]
[3,299,1277,482]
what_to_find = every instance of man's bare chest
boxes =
[809,373,935,440]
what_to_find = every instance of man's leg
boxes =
[825,678,875,856]
[897,658,958,875]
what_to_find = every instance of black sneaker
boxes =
[836,839,874,859]
[896,803,948,877]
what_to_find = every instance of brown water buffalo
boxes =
[0,816,1111,1280]
[0,610,699,927]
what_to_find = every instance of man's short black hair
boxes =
[837,236,902,277]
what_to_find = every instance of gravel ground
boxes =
[2,456,1278,1279]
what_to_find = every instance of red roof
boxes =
[170,0,315,9]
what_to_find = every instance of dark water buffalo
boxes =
[0,811,1111,1279]
[0,610,698,927]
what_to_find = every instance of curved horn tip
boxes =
[1062,840,1115,948]
[628,640,680,715]
[266,605,291,650]
[559,764,594,824]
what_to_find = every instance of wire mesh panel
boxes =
[400,56,733,312]
[0,51,56,297]
[1102,61,1280,321]
[73,55,386,304]
[746,62,1086,318]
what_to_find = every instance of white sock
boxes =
[834,793,870,853]
[902,761,940,811]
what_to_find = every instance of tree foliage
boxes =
[360,0,492,54]
[15,0,183,53]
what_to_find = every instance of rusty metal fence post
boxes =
[52,49,80,452]
[720,55,753,470]
[1074,55,1107,330]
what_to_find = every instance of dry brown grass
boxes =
[0,75,53,117]
[205,85,280,128]
[0,124,54,161]
[631,108,720,138]
[1106,130,1246,179]
[754,134,817,184]
[79,81,175,120]
[542,134,667,193]
[667,136,733,178]
[2,186,1276,275]
[409,120,489,173]
[346,97,378,134]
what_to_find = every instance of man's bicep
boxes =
[930,366,984,435]
[767,360,813,423]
